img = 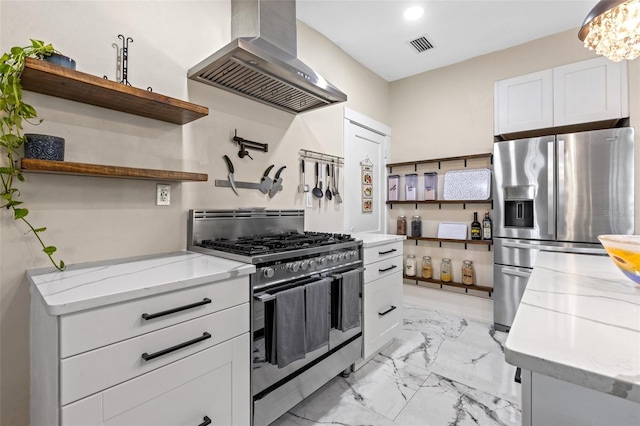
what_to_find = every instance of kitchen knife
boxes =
[223,155,239,196]
[268,166,287,198]
[259,164,275,194]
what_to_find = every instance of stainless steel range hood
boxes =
[188,0,347,114]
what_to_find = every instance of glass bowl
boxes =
[598,235,640,285]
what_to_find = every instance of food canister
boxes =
[440,258,452,282]
[397,215,407,235]
[388,175,400,201]
[422,256,433,279]
[405,254,417,276]
[424,172,437,200]
[411,215,422,237]
[405,173,418,201]
[462,260,475,285]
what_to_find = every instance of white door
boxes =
[343,109,391,234]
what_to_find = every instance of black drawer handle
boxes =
[378,265,397,273]
[142,298,212,320]
[378,305,397,317]
[141,332,211,361]
[198,416,212,426]
[378,248,397,255]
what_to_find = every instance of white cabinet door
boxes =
[553,57,627,126]
[62,333,250,426]
[495,69,553,134]
[363,271,403,360]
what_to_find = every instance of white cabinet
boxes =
[521,369,640,426]
[494,57,628,135]
[495,69,553,134]
[553,57,628,126]
[31,270,251,426]
[360,239,403,362]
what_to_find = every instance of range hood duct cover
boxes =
[188,0,347,114]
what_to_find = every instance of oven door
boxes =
[251,268,363,397]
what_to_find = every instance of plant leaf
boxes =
[14,207,28,219]
[33,227,46,233]
[42,246,57,255]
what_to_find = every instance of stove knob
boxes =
[337,252,346,261]
[317,257,327,267]
[262,267,275,278]
[308,259,316,269]
[287,262,300,273]
[344,251,352,261]
[300,260,310,270]
[331,254,339,263]
[350,250,359,259]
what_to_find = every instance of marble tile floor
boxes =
[272,304,522,426]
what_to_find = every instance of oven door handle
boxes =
[254,274,323,302]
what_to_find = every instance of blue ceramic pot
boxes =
[43,53,76,70]
[24,134,65,161]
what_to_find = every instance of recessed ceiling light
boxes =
[404,6,424,21]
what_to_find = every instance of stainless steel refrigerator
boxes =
[493,127,634,331]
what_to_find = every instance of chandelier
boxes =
[578,0,640,61]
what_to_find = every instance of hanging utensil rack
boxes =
[299,149,344,165]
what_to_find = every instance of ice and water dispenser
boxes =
[503,186,534,228]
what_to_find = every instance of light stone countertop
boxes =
[504,251,640,403]
[352,232,406,248]
[28,251,255,316]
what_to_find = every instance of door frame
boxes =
[343,108,392,233]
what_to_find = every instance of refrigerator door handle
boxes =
[500,267,531,278]
[501,240,607,255]
[556,139,564,238]
[548,140,555,237]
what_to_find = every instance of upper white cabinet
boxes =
[495,57,628,135]
[553,57,628,126]
[495,69,554,134]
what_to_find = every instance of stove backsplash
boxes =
[188,209,305,246]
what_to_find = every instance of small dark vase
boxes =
[24,134,65,161]
[43,53,76,70]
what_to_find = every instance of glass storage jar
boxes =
[421,256,433,279]
[405,254,417,276]
[397,215,407,235]
[461,260,475,285]
[440,258,452,282]
[411,215,422,237]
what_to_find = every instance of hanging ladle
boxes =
[325,163,333,200]
[312,161,323,198]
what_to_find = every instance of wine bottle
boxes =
[482,211,493,240]
[471,211,481,240]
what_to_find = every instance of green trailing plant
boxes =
[0,39,65,270]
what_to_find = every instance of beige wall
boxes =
[0,2,390,424]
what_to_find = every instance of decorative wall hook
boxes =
[118,35,133,86]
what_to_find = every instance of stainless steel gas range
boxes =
[188,209,363,426]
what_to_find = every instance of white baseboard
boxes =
[402,283,494,324]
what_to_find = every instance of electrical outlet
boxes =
[305,192,313,208]
[156,184,171,206]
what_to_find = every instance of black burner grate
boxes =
[199,231,353,256]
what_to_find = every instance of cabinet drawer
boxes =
[363,241,403,265]
[62,333,250,426]
[364,255,403,283]
[60,276,249,358]
[60,303,249,405]
[363,272,402,359]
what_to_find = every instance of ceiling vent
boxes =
[410,36,435,53]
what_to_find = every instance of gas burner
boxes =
[199,231,354,256]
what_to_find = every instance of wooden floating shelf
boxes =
[20,158,208,182]
[407,236,492,246]
[387,153,492,169]
[21,58,209,125]
[403,274,493,294]
[386,199,491,205]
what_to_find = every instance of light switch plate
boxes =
[306,192,313,208]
